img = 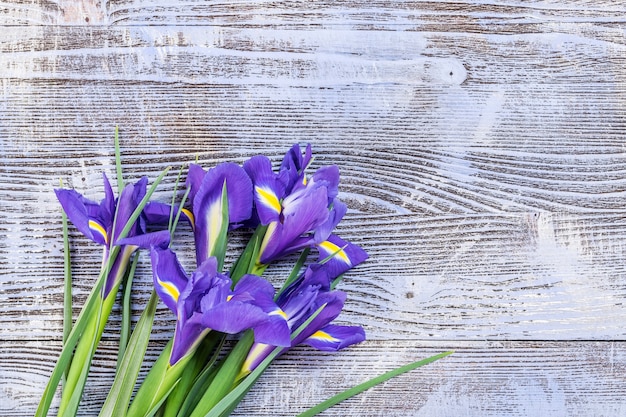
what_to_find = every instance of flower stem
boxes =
[188,332,255,417]
[57,284,118,416]
[126,348,194,417]
[117,253,140,370]
[61,201,72,384]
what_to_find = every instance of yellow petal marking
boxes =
[319,240,351,265]
[181,208,195,229]
[309,330,339,343]
[269,308,288,319]
[88,219,108,244]
[157,278,180,302]
[255,186,282,214]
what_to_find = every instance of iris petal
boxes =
[142,201,195,230]
[185,163,207,205]
[317,234,368,279]
[54,189,101,244]
[280,144,312,193]
[318,240,351,266]
[313,199,346,244]
[150,247,189,313]
[113,177,148,242]
[255,186,282,216]
[202,302,268,334]
[192,162,253,265]
[170,312,209,365]
[303,324,366,351]
[243,155,286,225]
[88,219,109,244]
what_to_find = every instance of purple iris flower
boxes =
[243,144,344,265]
[240,262,366,376]
[279,143,313,193]
[148,246,290,366]
[54,174,160,298]
[184,162,253,267]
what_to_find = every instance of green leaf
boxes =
[125,340,173,417]
[162,332,225,417]
[229,225,266,284]
[62,337,96,417]
[276,247,310,299]
[34,269,106,417]
[117,253,140,369]
[114,126,125,192]
[126,344,193,417]
[143,381,181,417]
[58,282,119,416]
[100,290,159,417]
[61,196,72,384]
[295,351,454,417]
[174,361,220,417]
[188,332,255,417]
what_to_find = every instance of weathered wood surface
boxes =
[1,1,626,416]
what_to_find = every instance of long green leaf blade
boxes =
[163,332,225,417]
[100,290,159,417]
[34,271,106,417]
[188,332,254,417]
[295,351,454,417]
[114,126,125,192]
[117,253,140,369]
[59,282,118,416]
[61,195,72,383]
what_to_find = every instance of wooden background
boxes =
[1,1,626,416]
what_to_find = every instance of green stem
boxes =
[229,225,267,284]
[100,290,159,417]
[126,344,193,417]
[188,332,255,417]
[57,283,119,416]
[117,253,140,369]
[61,204,72,385]
[114,126,125,192]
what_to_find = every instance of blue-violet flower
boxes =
[243,144,345,265]
[149,246,290,366]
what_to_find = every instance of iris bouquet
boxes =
[36,133,452,417]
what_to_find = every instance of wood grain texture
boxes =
[1,1,626,416]
[3,340,626,416]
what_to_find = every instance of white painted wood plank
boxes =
[2,25,625,86]
[2,1,625,26]
[2,205,625,341]
[2,340,625,416]
[4,139,626,208]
